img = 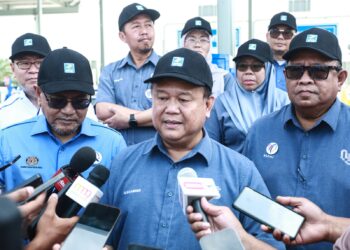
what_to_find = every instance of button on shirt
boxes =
[243,99,350,250]
[102,132,285,250]
[0,115,127,191]
[96,51,159,145]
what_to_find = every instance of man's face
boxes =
[119,14,155,55]
[152,79,214,149]
[266,25,295,59]
[11,54,44,99]
[285,50,347,112]
[38,89,90,142]
[236,57,266,91]
[183,30,211,58]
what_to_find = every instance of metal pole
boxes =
[99,0,105,70]
[248,0,252,39]
[217,0,233,55]
[36,0,42,34]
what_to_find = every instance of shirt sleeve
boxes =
[95,65,117,104]
[333,226,350,250]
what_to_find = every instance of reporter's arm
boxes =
[187,197,276,250]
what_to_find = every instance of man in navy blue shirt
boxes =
[244,28,349,250]
[102,48,284,250]
[95,3,160,145]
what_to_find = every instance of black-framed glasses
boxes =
[285,65,341,80]
[269,28,294,39]
[236,63,265,72]
[43,93,91,110]
[15,60,43,70]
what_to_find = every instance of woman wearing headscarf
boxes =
[206,39,290,152]
[182,17,234,97]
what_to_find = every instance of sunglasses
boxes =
[236,63,264,72]
[43,93,91,110]
[285,65,341,80]
[269,28,294,39]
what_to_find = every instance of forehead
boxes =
[270,25,293,31]
[237,56,263,64]
[186,29,210,38]
[288,50,335,64]
[13,54,43,61]
[127,14,153,24]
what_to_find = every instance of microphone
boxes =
[19,146,96,205]
[51,146,97,194]
[0,197,23,250]
[199,228,245,250]
[55,164,110,218]
[177,167,220,223]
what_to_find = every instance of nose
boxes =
[165,99,180,114]
[298,68,313,84]
[60,100,76,114]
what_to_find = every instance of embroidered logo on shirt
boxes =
[340,149,350,165]
[94,151,102,164]
[145,89,152,99]
[26,156,39,165]
[263,142,279,158]
[123,188,141,195]
[114,78,123,82]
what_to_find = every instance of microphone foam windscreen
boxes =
[87,164,110,187]
[177,167,198,179]
[69,146,96,173]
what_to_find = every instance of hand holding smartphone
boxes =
[233,187,305,239]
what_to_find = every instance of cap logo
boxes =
[23,39,33,47]
[171,57,184,67]
[64,63,76,74]
[280,15,287,21]
[248,43,257,51]
[306,34,318,43]
[195,20,202,26]
[136,5,144,10]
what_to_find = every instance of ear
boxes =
[10,62,15,74]
[205,95,215,118]
[34,86,42,106]
[337,69,348,92]
[119,31,126,43]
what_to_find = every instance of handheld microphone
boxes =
[55,164,110,218]
[51,146,97,193]
[177,167,220,223]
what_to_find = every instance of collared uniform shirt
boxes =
[102,132,285,250]
[0,115,126,191]
[243,99,350,250]
[0,90,98,129]
[273,60,287,91]
[96,51,159,145]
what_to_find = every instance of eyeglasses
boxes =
[185,37,210,45]
[15,60,43,70]
[269,28,294,40]
[43,93,91,110]
[285,65,341,80]
[236,63,265,72]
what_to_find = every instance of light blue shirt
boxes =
[102,132,285,250]
[273,60,287,91]
[0,115,126,191]
[243,99,350,250]
[96,51,159,145]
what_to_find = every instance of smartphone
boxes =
[11,174,43,192]
[233,187,305,239]
[61,202,121,250]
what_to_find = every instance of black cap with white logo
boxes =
[10,33,51,60]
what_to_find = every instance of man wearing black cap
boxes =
[243,28,349,250]
[181,16,234,97]
[0,47,126,192]
[0,33,51,129]
[95,2,160,146]
[102,48,284,250]
[266,12,297,91]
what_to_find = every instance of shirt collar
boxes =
[143,130,212,165]
[118,50,158,69]
[283,99,341,131]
